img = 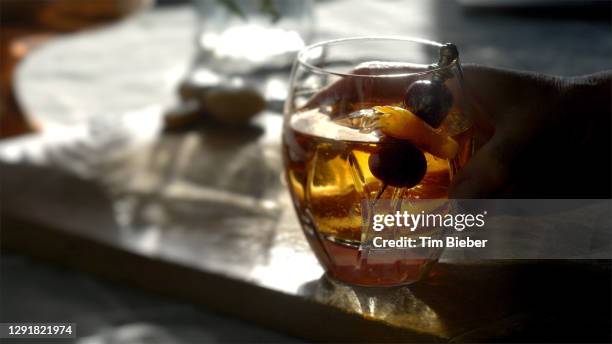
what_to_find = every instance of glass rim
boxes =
[296,36,458,78]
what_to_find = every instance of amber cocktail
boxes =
[283,37,473,286]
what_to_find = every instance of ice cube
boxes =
[332,109,381,133]
[291,109,379,143]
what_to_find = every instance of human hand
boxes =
[452,65,611,198]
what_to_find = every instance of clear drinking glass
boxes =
[282,37,474,286]
[191,0,314,82]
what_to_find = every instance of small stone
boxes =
[204,86,266,125]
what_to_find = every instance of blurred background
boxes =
[1,0,611,343]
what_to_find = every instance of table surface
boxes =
[3,160,611,342]
[2,1,611,343]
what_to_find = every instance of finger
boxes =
[352,61,431,75]
[460,64,563,125]
[304,62,429,109]
[449,132,527,198]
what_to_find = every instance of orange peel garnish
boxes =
[374,106,458,159]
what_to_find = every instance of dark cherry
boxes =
[403,79,453,128]
[368,139,427,188]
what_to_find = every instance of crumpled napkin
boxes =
[0,106,162,179]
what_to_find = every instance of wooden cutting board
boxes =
[1,158,610,343]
